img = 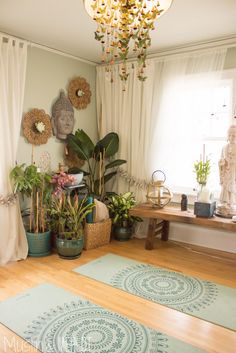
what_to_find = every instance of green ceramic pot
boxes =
[113,225,133,241]
[26,230,51,257]
[56,236,84,259]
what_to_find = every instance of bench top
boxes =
[130,203,236,232]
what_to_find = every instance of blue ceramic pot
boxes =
[26,230,51,257]
[113,225,133,241]
[56,236,84,259]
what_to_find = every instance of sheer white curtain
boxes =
[97,48,226,201]
[0,35,28,265]
[97,61,157,201]
[149,48,227,194]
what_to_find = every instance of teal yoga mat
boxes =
[74,253,236,331]
[0,283,206,353]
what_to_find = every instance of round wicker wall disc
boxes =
[22,108,52,145]
[68,77,91,110]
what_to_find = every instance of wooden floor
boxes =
[0,237,236,353]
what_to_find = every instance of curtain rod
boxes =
[96,35,236,67]
[148,35,236,60]
[0,31,28,44]
[1,30,235,67]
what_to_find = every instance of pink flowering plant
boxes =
[51,172,76,196]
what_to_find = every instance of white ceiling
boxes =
[0,0,236,63]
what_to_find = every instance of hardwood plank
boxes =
[0,238,236,353]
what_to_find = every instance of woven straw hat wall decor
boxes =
[68,77,91,110]
[22,108,52,145]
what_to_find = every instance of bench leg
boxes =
[145,218,157,250]
[161,220,169,241]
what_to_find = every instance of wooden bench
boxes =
[129,203,236,250]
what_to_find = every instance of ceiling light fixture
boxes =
[84,0,173,83]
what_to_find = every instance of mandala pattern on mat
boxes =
[24,300,168,353]
[110,264,218,312]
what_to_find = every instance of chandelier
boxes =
[84,0,173,83]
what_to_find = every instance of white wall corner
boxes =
[169,222,236,254]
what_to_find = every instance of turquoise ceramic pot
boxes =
[56,236,84,259]
[26,230,51,257]
[113,225,133,241]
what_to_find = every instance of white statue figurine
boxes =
[217,124,236,217]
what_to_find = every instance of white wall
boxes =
[169,223,236,253]
[17,46,97,171]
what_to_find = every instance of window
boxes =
[201,81,232,196]
[150,69,236,198]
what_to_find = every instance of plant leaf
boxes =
[105,159,126,170]
[94,171,117,193]
[75,129,95,156]
[67,167,89,176]
[103,171,117,183]
[95,132,119,159]
[68,129,94,160]
[67,135,92,161]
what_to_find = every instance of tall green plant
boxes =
[67,129,126,197]
[49,194,95,239]
[10,164,52,233]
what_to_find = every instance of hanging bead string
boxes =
[0,193,17,206]
[38,151,51,173]
[118,167,149,190]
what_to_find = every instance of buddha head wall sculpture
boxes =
[52,90,75,140]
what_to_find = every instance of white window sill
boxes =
[171,191,220,206]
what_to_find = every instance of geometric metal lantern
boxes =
[146,170,172,208]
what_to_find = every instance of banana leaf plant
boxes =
[67,129,126,198]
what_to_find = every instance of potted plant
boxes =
[193,157,211,202]
[49,194,95,259]
[10,163,52,257]
[194,158,211,188]
[107,192,142,241]
[67,129,126,199]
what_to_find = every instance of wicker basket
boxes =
[84,218,112,250]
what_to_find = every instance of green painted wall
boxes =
[17,46,97,171]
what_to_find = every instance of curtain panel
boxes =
[96,48,227,202]
[96,62,156,201]
[0,35,28,265]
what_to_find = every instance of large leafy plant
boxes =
[67,129,126,198]
[107,192,142,227]
[10,164,52,233]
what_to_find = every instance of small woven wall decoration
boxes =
[68,77,91,110]
[22,108,52,145]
